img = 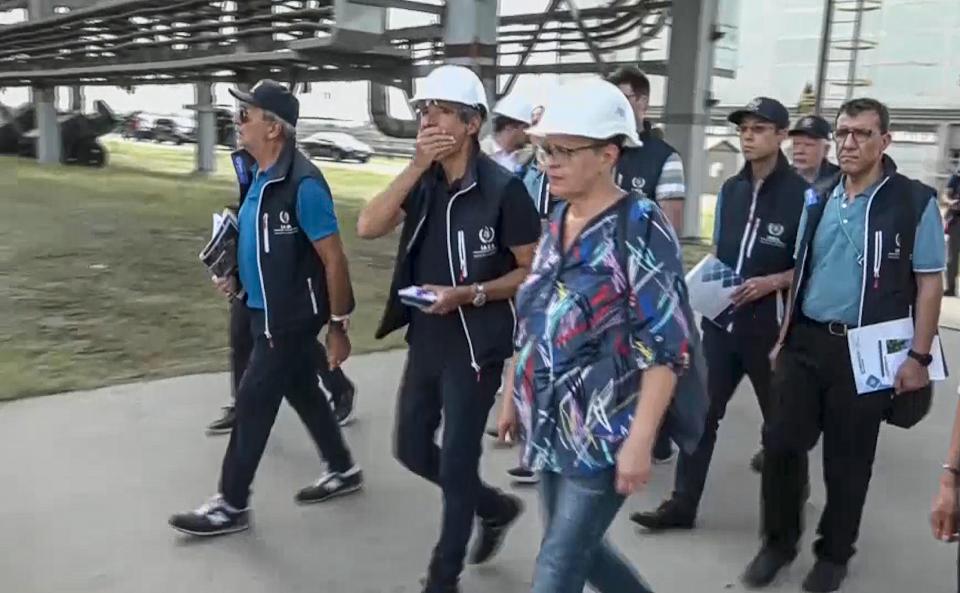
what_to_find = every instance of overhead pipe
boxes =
[369,81,417,139]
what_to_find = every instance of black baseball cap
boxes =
[788,114,832,140]
[727,97,790,130]
[229,79,299,127]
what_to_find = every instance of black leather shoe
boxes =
[802,559,847,592]
[468,493,524,564]
[629,498,696,531]
[742,546,795,588]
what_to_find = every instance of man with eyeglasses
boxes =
[169,80,362,537]
[357,65,541,593]
[743,97,944,592]
[607,66,686,236]
[631,96,808,533]
[789,115,840,186]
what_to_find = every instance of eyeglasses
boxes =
[536,141,607,164]
[237,106,250,125]
[835,128,876,145]
[414,100,458,118]
[738,123,776,136]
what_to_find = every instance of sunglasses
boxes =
[237,106,250,125]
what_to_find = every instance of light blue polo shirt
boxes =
[797,178,944,326]
[237,164,339,310]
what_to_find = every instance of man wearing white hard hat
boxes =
[496,77,702,593]
[357,64,541,593]
[480,92,535,175]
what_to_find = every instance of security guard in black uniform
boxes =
[631,97,808,531]
[606,66,687,235]
[789,114,840,186]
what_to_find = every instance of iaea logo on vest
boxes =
[479,226,496,244]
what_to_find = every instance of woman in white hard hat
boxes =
[358,64,542,593]
[497,78,691,593]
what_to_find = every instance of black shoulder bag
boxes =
[614,197,709,454]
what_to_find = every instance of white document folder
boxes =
[846,317,947,395]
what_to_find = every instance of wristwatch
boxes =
[471,283,487,307]
[329,315,350,333]
[907,349,933,367]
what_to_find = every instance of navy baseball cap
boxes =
[728,97,790,130]
[229,79,299,127]
[789,114,832,140]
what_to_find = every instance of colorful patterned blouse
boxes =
[512,196,690,475]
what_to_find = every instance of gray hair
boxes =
[262,109,297,140]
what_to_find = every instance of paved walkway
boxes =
[1,338,958,592]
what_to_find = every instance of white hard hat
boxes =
[410,64,489,116]
[492,93,535,126]
[527,78,640,147]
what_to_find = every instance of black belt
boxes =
[796,314,855,337]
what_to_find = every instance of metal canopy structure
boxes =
[0,0,733,88]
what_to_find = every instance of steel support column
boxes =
[443,0,498,108]
[29,0,60,164]
[70,86,84,112]
[663,0,717,239]
[194,80,216,174]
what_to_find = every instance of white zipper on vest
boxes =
[254,177,285,340]
[856,176,891,326]
[458,230,467,282]
[262,213,270,254]
[307,277,319,315]
[735,184,761,275]
[445,181,481,374]
[873,230,882,290]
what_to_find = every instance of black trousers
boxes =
[219,309,354,509]
[946,222,960,294]
[672,321,776,512]
[761,321,889,564]
[228,299,351,400]
[394,346,506,584]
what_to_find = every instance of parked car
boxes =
[300,132,372,163]
[152,117,193,145]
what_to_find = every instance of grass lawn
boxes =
[0,141,405,400]
[0,139,714,400]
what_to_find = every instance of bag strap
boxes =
[615,196,660,330]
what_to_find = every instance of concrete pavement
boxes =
[1,338,958,593]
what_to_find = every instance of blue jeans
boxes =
[531,470,654,593]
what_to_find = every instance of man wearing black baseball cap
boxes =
[789,115,840,186]
[169,79,362,536]
[632,95,809,535]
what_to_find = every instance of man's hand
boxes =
[422,284,471,316]
[325,326,351,369]
[212,275,237,298]
[412,127,456,170]
[931,478,959,542]
[894,357,930,394]
[731,276,777,307]
[615,434,653,496]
